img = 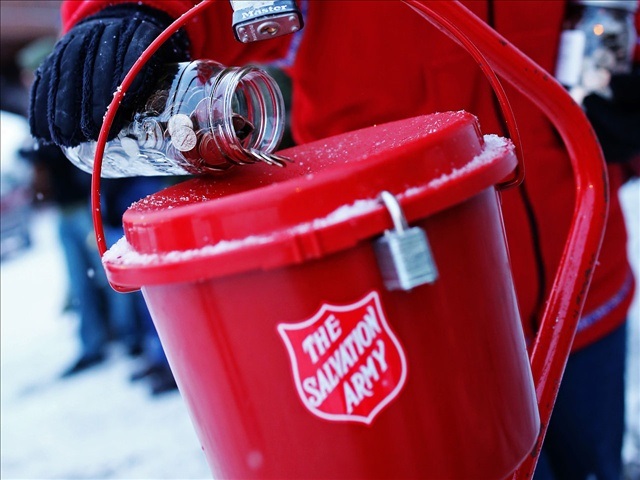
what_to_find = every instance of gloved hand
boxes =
[583,69,640,163]
[29,4,190,148]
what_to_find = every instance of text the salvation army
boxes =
[300,306,390,414]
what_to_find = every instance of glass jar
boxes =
[63,60,287,177]
[554,0,638,104]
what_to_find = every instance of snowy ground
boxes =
[1,181,639,480]
[622,179,640,478]
[0,206,212,479]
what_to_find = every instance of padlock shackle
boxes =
[379,191,409,233]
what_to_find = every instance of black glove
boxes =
[29,4,190,148]
[583,69,640,163]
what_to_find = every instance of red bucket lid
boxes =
[103,112,516,288]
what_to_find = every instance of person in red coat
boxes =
[29,1,638,478]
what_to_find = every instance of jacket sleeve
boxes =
[60,0,293,66]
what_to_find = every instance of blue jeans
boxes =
[104,225,168,368]
[533,322,627,480]
[58,203,110,358]
[102,225,148,352]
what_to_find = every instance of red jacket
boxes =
[61,0,635,351]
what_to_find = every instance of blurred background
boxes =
[0,1,58,115]
[0,1,638,479]
[1,1,211,478]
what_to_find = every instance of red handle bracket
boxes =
[404,2,609,478]
[91,0,215,293]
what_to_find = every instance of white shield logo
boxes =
[277,291,408,425]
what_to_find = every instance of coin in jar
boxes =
[181,136,201,162]
[198,131,228,167]
[171,126,198,152]
[231,113,255,141]
[193,97,212,129]
[138,118,164,149]
[168,113,194,136]
[145,90,169,115]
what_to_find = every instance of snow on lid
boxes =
[285,111,473,165]
[103,198,384,266]
[103,233,275,266]
[406,134,512,194]
[104,134,512,267]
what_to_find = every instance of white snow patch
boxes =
[105,134,511,267]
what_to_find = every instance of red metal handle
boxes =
[93,2,608,477]
[404,2,609,478]
[91,0,215,293]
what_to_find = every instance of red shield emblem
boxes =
[277,291,407,425]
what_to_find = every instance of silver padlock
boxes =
[230,0,304,43]
[373,191,438,291]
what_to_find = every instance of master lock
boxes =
[230,0,304,43]
[374,191,439,291]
